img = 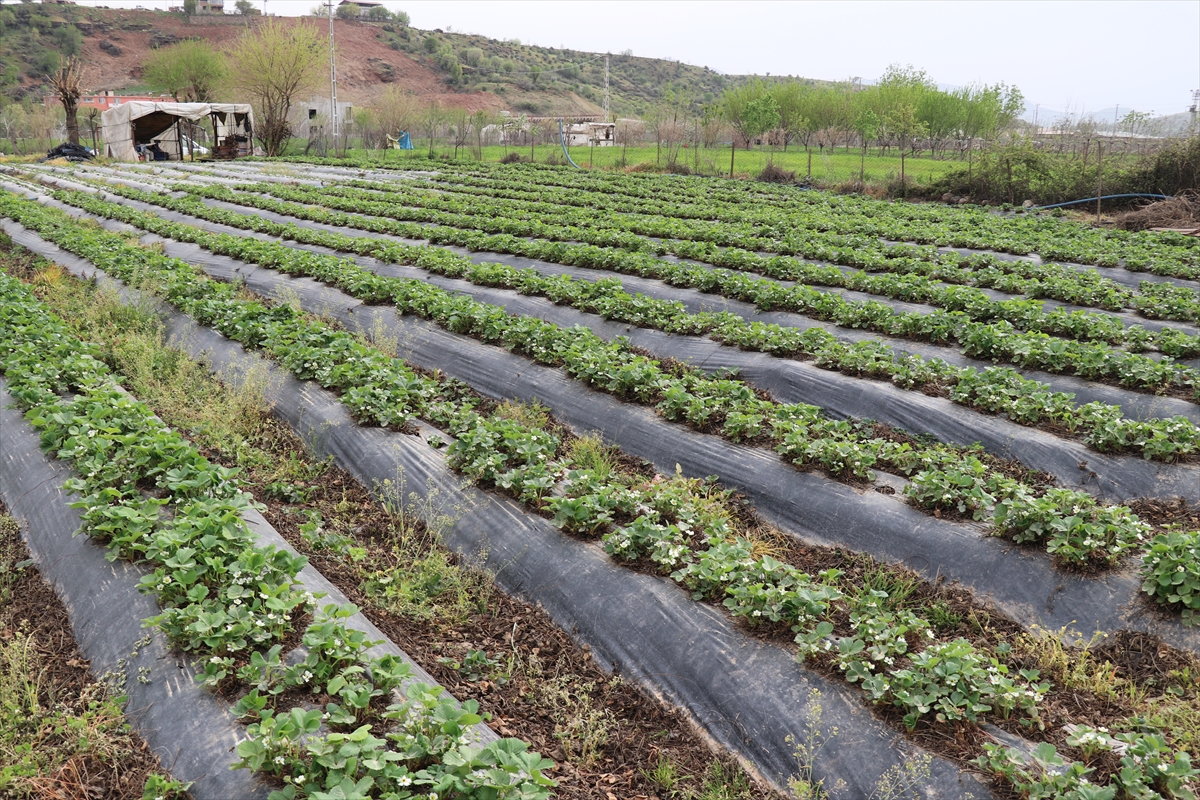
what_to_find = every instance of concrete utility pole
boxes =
[1191,89,1199,132]
[603,54,610,123]
[326,0,338,144]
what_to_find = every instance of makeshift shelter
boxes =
[386,131,413,150]
[100,102,254,162]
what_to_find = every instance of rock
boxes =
[369,57,395,83]
[99,39,122,56]
[150,32,182,49]
[1022,199,1034,208]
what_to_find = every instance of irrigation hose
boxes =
[1034,193,1172,210]
[558,119,581,169]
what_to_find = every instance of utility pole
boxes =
[326,0,338,147]
[603,54,610,123]
[1190,89,1199,133]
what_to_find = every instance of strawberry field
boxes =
[1,158,1198,800]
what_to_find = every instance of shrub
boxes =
[758,162,797,184]
[929,135,1200,206]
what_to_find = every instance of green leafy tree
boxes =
[1120,110,1150,139]
[886,103,928,196]
[227,18,325,156]
[33,49,60,78]
[956,82,1023,173]
[143,39,228,102]
[143,52,186,100]
[772,80,807,152]
[336,3,359,19]
[722,79,780,176]
[234,0,255,14]
[783,85,839,178]
[917,87,965,159]
[53,24,83,57]
[854,108,879,181]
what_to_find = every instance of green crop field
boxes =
[1,157,1198,799]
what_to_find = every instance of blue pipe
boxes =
[1034,193,1171,210]
[558,119,581,169]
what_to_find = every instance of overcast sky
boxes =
[70,0,1199,118]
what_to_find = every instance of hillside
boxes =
[0,4,754,117]
[381,25,738,116]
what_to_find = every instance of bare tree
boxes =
[420,101,446,158]
[371,85,419,145]
[0,105,25,155]
[85,107,101,154]
[470,108,491,160]
[48,55,85,145]
[616,118,643,167]
[529,119,543,162]
[447,106,470,159]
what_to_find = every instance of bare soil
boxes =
[0,503,166,800]
[230,417,782,800]
[76,11,504,109]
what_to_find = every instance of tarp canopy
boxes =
[101,102,254,162]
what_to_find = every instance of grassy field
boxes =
[495,144,963,184]
[292,141,964,186]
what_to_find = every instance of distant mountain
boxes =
[1018,103,1195,136]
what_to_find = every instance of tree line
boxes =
[721,66,1025,184]
[47,25,1029,179]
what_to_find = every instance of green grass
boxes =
[323,141,961,186]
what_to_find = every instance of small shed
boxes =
[564,121,616,147]
[100,102,254,162]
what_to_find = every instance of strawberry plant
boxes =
[1141,530,1200,625]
